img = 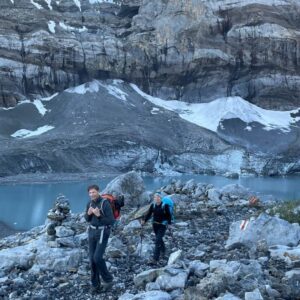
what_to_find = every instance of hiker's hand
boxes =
[87,207,94,216]
[93,207,101,217]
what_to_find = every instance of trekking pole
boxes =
[139,226,144,257]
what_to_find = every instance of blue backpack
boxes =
[161,196,175,224]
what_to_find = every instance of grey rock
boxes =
[55,226,74,238]
[226,213,300,250]
[244,288,263,300]
[216,293,242,300]
[102,171,145,206]
[189,261,209,277]
[125,290,171,300]
[156,271,188,291]
[134,268,163,288]
[168,250,182,266]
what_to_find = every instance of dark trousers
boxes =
[153,223,167,261]
[88,227,113,287]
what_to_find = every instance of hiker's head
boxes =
[87,184,100,200]
[154,192,162,205]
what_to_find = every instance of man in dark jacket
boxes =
[141,192,171,265]
[84,184,115,294]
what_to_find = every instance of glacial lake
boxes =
[0,174,299,231]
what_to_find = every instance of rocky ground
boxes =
[0,171,300,300]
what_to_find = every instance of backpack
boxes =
[155,196,175,225]
[100,194,125,220]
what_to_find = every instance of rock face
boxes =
[0,0,300,110]
[0,0,300,178]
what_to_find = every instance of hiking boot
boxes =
[102,281,113,292]
[90,285,101,294]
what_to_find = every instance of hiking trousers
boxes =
[88,226,113,287]
[153,223,167,261]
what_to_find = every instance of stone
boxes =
[55,226,74,238]
[216,292,242,300]
[244,288,263,300]
[226,213,300,250]
[106,246,126,258]
[189,261,209,277]
[102,171,145,206]
[168,250,182,265]
[127,290,171,300]
[134,268,163,288]
[156,271,188,291]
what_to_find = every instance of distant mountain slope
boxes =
[0,80,299,177]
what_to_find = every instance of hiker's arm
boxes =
[84,202,93,222]
[165,204,172,225]
[144,204,153,223]
[100,200,116,226]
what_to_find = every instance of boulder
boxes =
[102,171,145,206]
[156,271,188,291]
[226,213,300,250]
[244,288,263,300]
[119,291,171,300]
[168,250,182,266]
[134,268,164,288]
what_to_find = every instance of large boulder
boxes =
[226,213,300,250]
[102,171,146,206]
[119,291,171,300]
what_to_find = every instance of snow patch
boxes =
[245,126,252,131]
[130,84,299,133]
[151,108,160,114]
[66,80,128,101]
[66,81,100,94]
[41,93,59,101]
[44,0,53,10]
[59,22,87,33]
[73,0,81,11]
[10,0,14,3]
[48,21,56,34]
[33,100,47,116]
[11,126,54,139]
[100,82,128,102]
[30,0,43,9]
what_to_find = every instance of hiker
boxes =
[84,184,115,294]
[141,192,172,265]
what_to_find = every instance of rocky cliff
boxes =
[1,0,300,109]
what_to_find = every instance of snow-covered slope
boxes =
[0,79,299,177]
[130,84,300,133]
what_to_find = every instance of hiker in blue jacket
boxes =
[141,192,172,265]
